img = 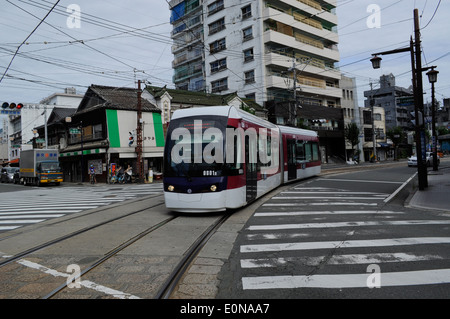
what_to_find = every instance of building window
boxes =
[242,26,253,41]
[208,0,224,16]
[243,48,254,62]
[244,70,255,84]
[210,38,226,53]
[363,110,372,124]
[211,78,228,93]
[209,17,225,35]
[245,93,256,101]
[210,58,227,73]
[276,116,285,125]
[242,4,252,19]
[364,128,373,142]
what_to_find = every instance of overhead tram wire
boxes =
[0,0,61,84]
[16,0,174,47]
[421,0,441,29]
[5,2,171,87]
[12,0,177,85]
[7,0,136,71]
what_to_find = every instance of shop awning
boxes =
[60,148,107,157]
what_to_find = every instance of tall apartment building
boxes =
[169,0,340,108]
[363,74,414,130]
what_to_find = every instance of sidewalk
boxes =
[408,160,450,213]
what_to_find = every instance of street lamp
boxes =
[426,69,439,84]
[370,56,382,70]
[370,8,428,190]
[427,68,439,171]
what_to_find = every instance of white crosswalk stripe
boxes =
[237,186,450,293]
[0,183,163,231]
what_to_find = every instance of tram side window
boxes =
[296,141,305,164]
[258,133,272,171]
[312,142,319,161]
[226,134,242,171]
[305,142,312,162]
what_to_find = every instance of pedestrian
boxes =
[89,164,96,184]
[124,164,132,183]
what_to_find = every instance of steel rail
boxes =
[0,196,165,268]
[154,212,232,299]
[42,214,177,299]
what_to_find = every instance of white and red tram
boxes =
[163,106,321,213]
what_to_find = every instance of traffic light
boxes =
[1,102,23,109]
[128,131,135,146]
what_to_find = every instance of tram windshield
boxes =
[164,115,227,178]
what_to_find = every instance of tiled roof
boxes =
[146,86,265,112]
[77,84,160,114]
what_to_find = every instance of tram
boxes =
[163,105,321,213]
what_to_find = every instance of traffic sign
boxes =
[69,128,81,134]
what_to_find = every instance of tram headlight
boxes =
[168,185,175,192]
[210,185,217,192]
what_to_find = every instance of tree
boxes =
[387,126,406,160]
[345,123,360,159]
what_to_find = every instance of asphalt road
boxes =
[218,164,450,299]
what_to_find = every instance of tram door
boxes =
[245,135,257,202]
[287,139,297,180]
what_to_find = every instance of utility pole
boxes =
[413,8,428,189]
[370,9,428,190]
[290,59,297,127]
[370,82,377,162]
[136,79,144,182]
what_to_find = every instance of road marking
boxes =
[0,208,93,212]
[240,237,450,253]
[241,252,444,268]
[263,203,378,207]
[254,211,403,217]
[282,191,389,195]
[242,269,450,290]
[0,214,65,219]
[246,220,450,231]
[271,196,386,200]
[0,226,19,231]
[13,258,140,299]
[384,173,417,203]
[0,219,45,224]
[317,178,403,184]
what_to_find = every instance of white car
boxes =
[408,152,440,167]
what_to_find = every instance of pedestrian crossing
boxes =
[0,183,163,232]
[234,185,450,296]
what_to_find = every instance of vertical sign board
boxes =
[106,109,165,152]
[420,131,426,160]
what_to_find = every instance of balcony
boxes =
[263,28,339,62]
[266,73,341,99]
[264,49,341,80]
[263,5,338,43]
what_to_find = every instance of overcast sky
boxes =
[0,0,448,110]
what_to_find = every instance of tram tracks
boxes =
[0,194,233,299]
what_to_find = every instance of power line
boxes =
[422,0,441,29]
[0,0,60,84]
